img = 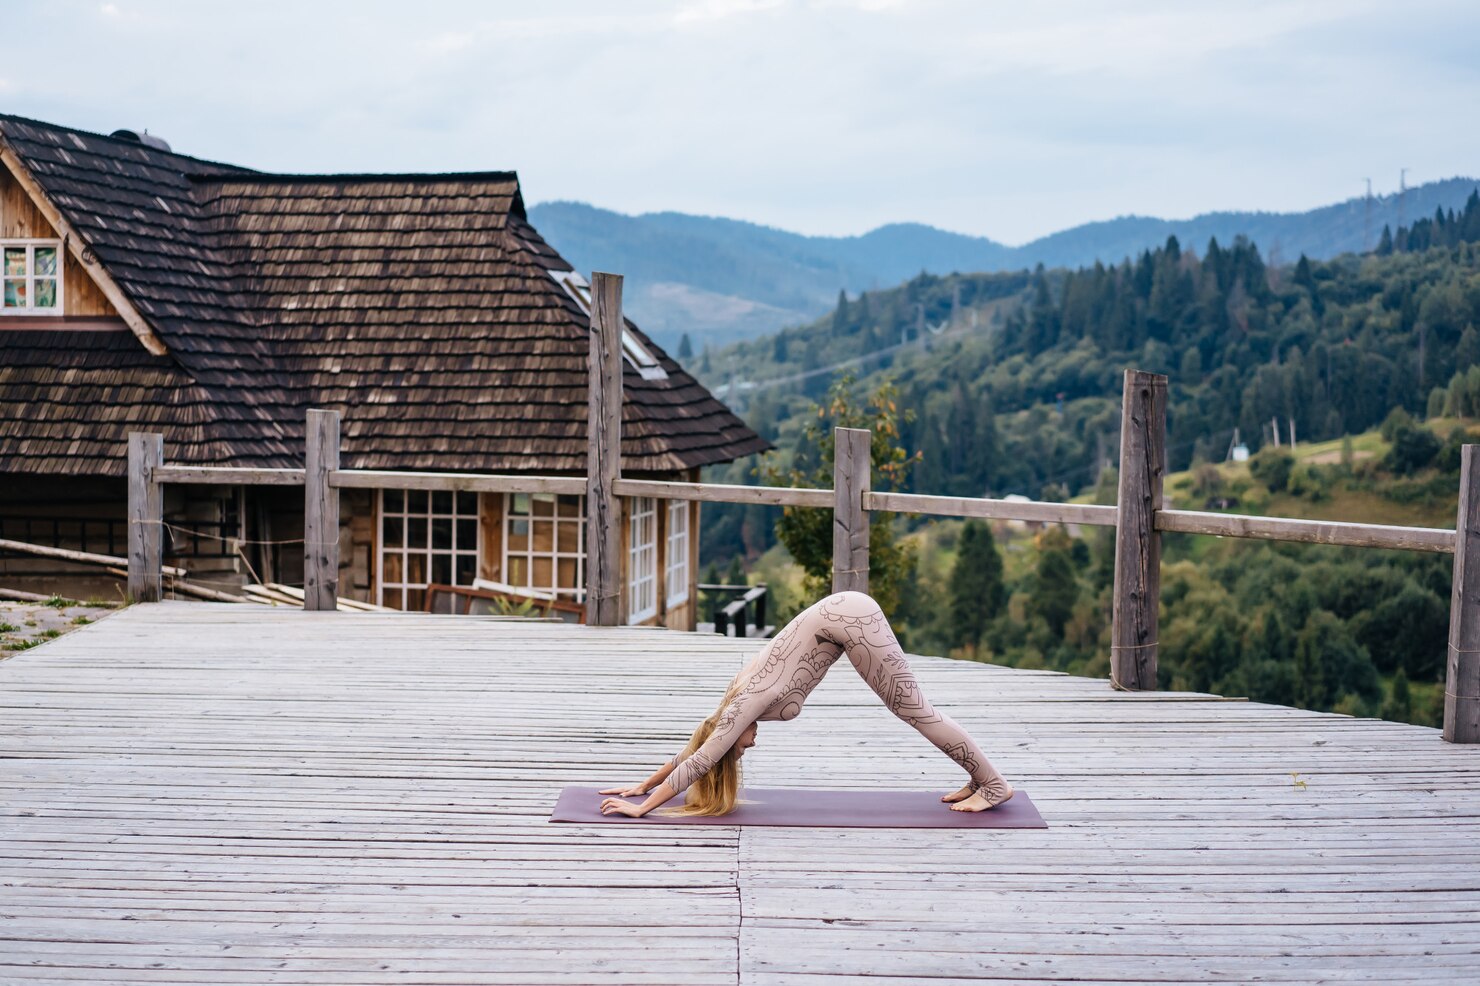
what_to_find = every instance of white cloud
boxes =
[675,0,786,25]
[3,0,1475,243]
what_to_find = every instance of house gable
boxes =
[1,159,119,320]
[0,145,162,351]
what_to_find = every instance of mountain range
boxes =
[529,177,1480,352]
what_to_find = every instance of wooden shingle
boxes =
[0,115,768,478]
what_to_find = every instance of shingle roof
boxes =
[0,115,768,477]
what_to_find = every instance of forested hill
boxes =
[530,177,1478,350]
[696,189,1480,510]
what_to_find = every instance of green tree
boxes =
[1382,668,1413,723]
[1293,610,1381,712]
[1249,448,1295,492]
[1383,422,1441,475]
[1029,535,1078,638]
[947,520,1006,650]
[678,333,694,360]
[758,372,921,615]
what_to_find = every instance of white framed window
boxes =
[378,489,480,611]
[628,496,658,624]
[547,268,669,380]
[665,499,690,608]
[503,492,586,601]
[1,240,63,314]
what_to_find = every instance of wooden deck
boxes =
[2,603,1479,984]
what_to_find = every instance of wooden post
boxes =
[832,427,871,594]
[585,272,624,626]
[303,409,341,612]
[1110,369,1167,690]
[127,432,164,603]
[1445,444,1480,743]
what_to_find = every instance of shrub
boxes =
[1383,422,1441,475]
[1249,448,1295,492]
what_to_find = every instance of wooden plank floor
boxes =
[1,602,1479,984]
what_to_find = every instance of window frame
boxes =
[0,239,64,316]
[547,268,669,381]
[501,492,587,602]
[376,488,481,611]
[627,496,658,624]
[665,498,690,608]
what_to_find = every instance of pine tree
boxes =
[1383,668,1413,723]
[948,520,1006,650]
[678,333,693,360]
[832,290,850,336]
[1029,540,1078,638]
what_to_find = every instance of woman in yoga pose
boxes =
[598,589,1014,817]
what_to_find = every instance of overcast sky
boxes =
[2,0,1476,244]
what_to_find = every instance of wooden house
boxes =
[0,115,768,628]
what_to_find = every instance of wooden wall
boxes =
[0,161,118,318]
[0,477,243,599]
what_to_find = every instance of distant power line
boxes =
[712,310,981,400]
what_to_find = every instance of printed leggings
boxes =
[795,591,1009,796]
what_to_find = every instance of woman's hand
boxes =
[600,797,649,817]
[598,784,649,797]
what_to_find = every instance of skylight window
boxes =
[547,269,668,380]
[1,240,63,314]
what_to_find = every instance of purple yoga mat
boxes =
[549,786,1047,828]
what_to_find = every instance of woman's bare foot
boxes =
[941,782,975,803]
[948,781,1014,812]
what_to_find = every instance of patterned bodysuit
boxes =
[665,590,1008,797]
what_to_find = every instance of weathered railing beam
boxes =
[585,272,624,626]
[613,478,833,508]
[1445,444,1480,743]
[1111,369,1167,691]
[832,427,871,594]
[333,471,586,495]
[126,432,164,603]
[1157,509,1454,554]
[303,409,341,612]
[867,492,1118,527]
[153,466,306,486]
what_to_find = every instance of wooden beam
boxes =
[333,470,585,496]
[126,433,164,603]
[867,492,1119,527]
[0,143,167,357]
[154,466,306,486]
[0,538,185,578]
[1157,509,1454,554]
[614,478,833,508]
[1111,369,1167,691]
[102,568,248,604]
[585,272,624,627]
[0,587,62,603]
[303,410,341,613]
[832,427,871,594]
[1446,445,1480,743]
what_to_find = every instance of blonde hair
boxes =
[661,675,748,817]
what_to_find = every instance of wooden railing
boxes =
[123,272,1480,743]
